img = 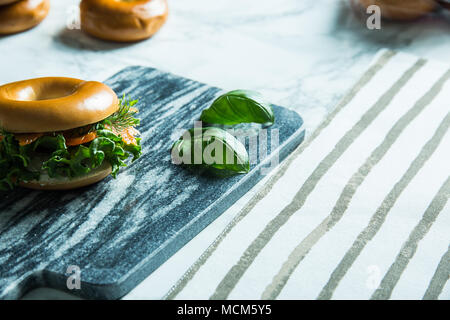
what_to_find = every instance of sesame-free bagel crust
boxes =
[80,0,169,42]
[0,0,20,6]
[0,0,50,35]
[20,162,113,190]
[357,0,436,20]
[0,77,119,133]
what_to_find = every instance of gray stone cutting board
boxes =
[0,66,305,299]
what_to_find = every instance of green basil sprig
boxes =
[200,90,275,126]
[171,127,249,176]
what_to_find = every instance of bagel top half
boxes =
[0,77,118,133]
[0,0,20,5]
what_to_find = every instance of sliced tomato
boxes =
[3,125,139,148]
[14,133,44,146]
[64,126,138,147]
[65,131,98,147]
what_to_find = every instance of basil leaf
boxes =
[172,127,250,176]
[200,90,275,126]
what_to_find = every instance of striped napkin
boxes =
[160,50,450,300]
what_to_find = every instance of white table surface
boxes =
[5,0,448,300]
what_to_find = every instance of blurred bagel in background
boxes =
[436,0,450,10]
[357,0,437,20]
[80,0,169,42]
[0,0,20,6]
[0,0,50,35]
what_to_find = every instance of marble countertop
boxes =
[3,0,448,300]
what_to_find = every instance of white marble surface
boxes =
[6,0,449,300]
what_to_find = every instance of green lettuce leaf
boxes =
[0,128,142,191]
[0,133,39,191]
[42,129,142,180]
[0,96,142,191]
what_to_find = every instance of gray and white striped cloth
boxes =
[131,49,450,300]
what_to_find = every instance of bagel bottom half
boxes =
[0,0,50,35]
[20,163,112,191]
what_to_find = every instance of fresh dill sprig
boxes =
[101,95,140,132]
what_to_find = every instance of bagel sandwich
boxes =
[0,77,142,191]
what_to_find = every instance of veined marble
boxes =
[1,0,448,134]
[1,0,448,299]
[1,66,304,299]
